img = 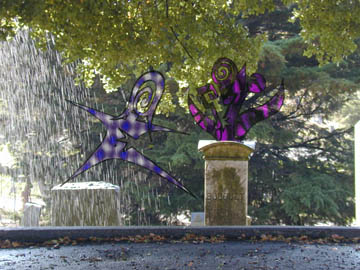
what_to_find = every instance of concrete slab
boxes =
[2,227,360,269]
[1,226,360,243]
[1,240,360,270]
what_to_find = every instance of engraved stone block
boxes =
[51,181,120,226]
[199,140,254,225]
[355,121,360,225]
[21,202,42,227]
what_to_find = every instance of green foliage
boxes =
[291,0,360,65]
[0,0,265,96]
[2,1,360,114]
[238,0,360,65]
[258,41,287,81]
[237,0,277,16]
[339,91,360,127]
[248,31,356,225]
[281,168,352,225]
[1,2,359,226]
[144,111,206,211]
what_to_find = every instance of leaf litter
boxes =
[1,232,359,249]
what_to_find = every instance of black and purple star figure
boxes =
[188,57,285,141]
[62,71,196,198]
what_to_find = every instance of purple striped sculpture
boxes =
[63,71,196,198]
[188,58,285,141]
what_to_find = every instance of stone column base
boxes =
[199,140,254,226]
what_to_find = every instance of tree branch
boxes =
[170,26,194,60]
[281,101,323,121]
[166,0,169,18]
[278,127,353,151]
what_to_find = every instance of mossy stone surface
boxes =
[200,141,253,226]
[199,141,253,161]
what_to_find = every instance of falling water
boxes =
[0,30,166,226]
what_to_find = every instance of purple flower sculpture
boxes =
[62,71,196,198]
[188,57,285,141]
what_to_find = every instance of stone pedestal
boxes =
[51,182,121,226]
[190,212,205,226]
[355,121,360,225]
[21,202,42,227]
[198,140,254,226]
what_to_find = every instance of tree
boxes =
[1,1,359,226]
[1,0,360,102]
[0,0,264,94]
[0,29,203,225]
[244,9,358,225]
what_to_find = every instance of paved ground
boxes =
[1,226,360,270]
[1,240,360,270]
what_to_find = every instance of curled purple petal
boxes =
[188,57,285,142]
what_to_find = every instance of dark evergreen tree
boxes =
[1,2,359,226]
[244,6,357,225]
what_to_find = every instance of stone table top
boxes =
[52,181,120,190]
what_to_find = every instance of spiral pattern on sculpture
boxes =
[211,57,238,91]
[128,72,164,117]
[134,86,153,115]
